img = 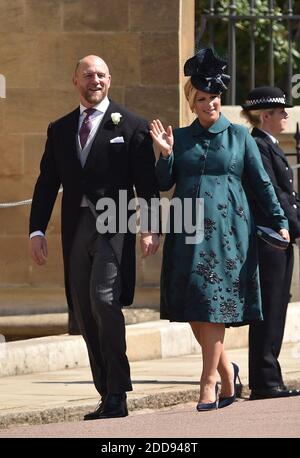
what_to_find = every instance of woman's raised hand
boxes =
[150,119,174,158]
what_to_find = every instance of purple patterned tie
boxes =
[79,108,96,149]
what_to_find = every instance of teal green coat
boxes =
[155,114,288,325]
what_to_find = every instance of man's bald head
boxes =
[73,55,111,108]
[74,55,110,77]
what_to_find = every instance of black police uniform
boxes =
[247,127,300,398]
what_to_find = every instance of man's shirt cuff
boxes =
[30,231,45,239]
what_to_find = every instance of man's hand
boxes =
[29,236,48,265]
[140,233,160,258]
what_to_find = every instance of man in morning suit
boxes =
[29,55,160,419]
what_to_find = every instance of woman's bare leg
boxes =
[190,322,234,400]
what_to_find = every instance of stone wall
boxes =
[0,0,195,288]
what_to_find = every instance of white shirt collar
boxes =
[79,97,110,115]
[261,129,278,144]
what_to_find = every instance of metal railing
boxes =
[196,0,300,105]
[287,122,300,196]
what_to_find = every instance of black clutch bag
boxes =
[256,226,289,250]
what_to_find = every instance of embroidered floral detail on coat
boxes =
[236,207,244,217]
[232,278,240,295]
[204,218,217,240]
[220,298,239,320]
[194,251,222,285]
[217,203,228,217]
[195,264,222,284]
[225,258,237,271]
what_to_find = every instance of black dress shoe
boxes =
[249,387,300,400]
[84,395,106,421]
[97,393,128,419]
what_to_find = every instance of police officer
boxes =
[241,86,300,400]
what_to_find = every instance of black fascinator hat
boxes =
[184,48,230,94]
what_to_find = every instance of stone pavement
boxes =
[1,396,300,438]
[0,334,299,429]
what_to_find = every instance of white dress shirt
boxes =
[261,129,278,144]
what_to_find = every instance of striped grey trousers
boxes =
[68,208,132,395]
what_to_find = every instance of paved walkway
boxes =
[1,397,300,438]
[0,341,299,429]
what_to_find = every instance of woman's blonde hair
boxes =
[241,108,275,128]
[184,78,198,112]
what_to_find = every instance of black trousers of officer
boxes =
[248,239,294,390]
[68,208,132,396]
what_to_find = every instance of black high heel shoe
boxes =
[218,362,241,409]
[196,383,218,412]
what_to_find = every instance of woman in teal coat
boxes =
[150,48,289,412]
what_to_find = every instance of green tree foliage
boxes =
[196,1,300,105]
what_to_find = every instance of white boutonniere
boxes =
[111,112,122,125]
